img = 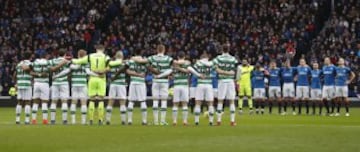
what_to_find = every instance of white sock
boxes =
[172,106,178,124]
[24,105,31,123]
[16,104,22,122]
[194,105,201,123]
[120,105,127,123]
[127,102,134,123]
[153,100,159,123]
[80,105,87,124]
[182,106,188,124]
[230,103,236,123]
[61,102,68,122]
[209,105,215,123]
[141,102,147,123]
[42,103,48,120]
[216,103,223,122]
[70,103,76,124]
[106,106,113,122]
[50,103,57,122]
[160,100,167,123]
[32,103,39,120]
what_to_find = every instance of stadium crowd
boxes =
[0,0,360,96]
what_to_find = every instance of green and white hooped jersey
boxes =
[32,58,51,83]
[174,62,190,86]
[71,64,88,87]
[213,53,237,81]
[109,60,126,85]
[50,57,70,85]
[16,60,32,89]
[127,59,147,84]
[194,59,213,84]
[148,54,172,83]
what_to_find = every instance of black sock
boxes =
[337,102,341,113]
[305,101,309,114]
[298,101,302,114]
[269,101,273,114]
[190,98,195,113]
[331,101,335,113]
[324,100,329,114]
[278,102,282,114]
[292,102,296,112]
[312,102,316,115]
[319,101,323,115]
[284,101,287,112]
[345,104,349,113]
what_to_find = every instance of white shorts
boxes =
[268,86,281,98]
[335,86,348,98]
[33,82,49,100]
[310,88,322,100]
[296,86,310,99]
[129,82,146,102]
[253,88,266,99]
[173,86,189,103]
[109,84,127,100]
[17,88,32,101]
[282,83,295,98]
[152,82,169,100]
[213,88,218,98]
[217,80,236,100]
[189,87,196,98]
[322,85,335,100]
[51,84,70,100]
[71,86,88,100]
[195,84,214,101]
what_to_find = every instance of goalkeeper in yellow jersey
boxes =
[236,59,254,115]
[71,45,112,125]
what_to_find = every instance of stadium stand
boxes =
[0,0,359,97]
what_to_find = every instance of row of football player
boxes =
[14,44,355,126]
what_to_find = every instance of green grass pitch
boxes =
[0,107,359,152]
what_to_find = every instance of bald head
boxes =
[96,45,105,52]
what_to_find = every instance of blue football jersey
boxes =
[190,74,198,87]
[252,70,266,88]
[335,66,351,86]
[322,65,336,86]
[296,66,311,86]
[311,69,322,89]
[281,67,296,83]
[268,68,281,87]
[211,70,218,89]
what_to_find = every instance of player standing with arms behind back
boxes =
[334,58,355,116]
[213,43,237,126]
[72,45,111,125]
[281,60,296,115]
[322,57,336,115]
[310,62,322,115]
[295,59,311,115]
[267,60,282,114]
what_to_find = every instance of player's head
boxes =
[58,48,66,57]
[338,58,345,66]
[115,51,123,60]
[222,43,230,53]
[242,59,248,66]
[200,51,209,59]
[270,60,277,68]
[324,57,331,65]
[177,51,186,60]
[96,44,105,52]
[299,58,306,66]
[157,44,166,54]
[78,49,87,58]
[23,51,32,60]
[312,62,319,69]
[255,63,262,69]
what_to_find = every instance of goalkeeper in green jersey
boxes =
[71,45,111,125]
